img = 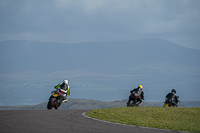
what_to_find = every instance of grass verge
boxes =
[86,107,200,133]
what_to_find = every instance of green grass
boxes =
[86,107,200,133]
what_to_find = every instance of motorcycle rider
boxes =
[54,79,70,103]
[166,89,179,106]
[127,85,144,105]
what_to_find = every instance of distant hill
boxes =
[0,39,199,105]
[0,99,199,110]
[0,99,159,110]
[0,99,136,110]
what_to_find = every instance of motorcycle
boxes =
[47,89,66,110]
[163,98,179,107]
[127,93,142,107]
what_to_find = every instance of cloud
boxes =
[0,0,200,49]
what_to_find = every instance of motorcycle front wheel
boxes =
[47,97,56,109]
[127,100,135,107]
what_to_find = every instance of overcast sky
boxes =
[0,0,200,49]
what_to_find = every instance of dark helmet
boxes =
[172,89,176,94]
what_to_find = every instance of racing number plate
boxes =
[52,92,58,97]
[164,103,169,107]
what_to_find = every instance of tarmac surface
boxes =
[0,109,185,133]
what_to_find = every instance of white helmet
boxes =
[63,79,68,85]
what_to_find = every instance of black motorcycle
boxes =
[47,89,65,109]
[127,93,142,107]
[163,98,179,107]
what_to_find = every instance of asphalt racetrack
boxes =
[0,109,185,133]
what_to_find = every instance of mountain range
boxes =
[0,39,199,105]
[0,99,199,110]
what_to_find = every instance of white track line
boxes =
[82,112,187,133]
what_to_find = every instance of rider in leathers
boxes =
[54,79,70,103]
[166,89,179,106]
[127,85,144,105]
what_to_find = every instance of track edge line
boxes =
[82,112,187,133]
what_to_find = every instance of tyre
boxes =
[47,97,56,109]
[127,100,134,107]
[132,100,137,107]
[55,102,61,109]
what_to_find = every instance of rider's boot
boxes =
[62,99,68,103]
